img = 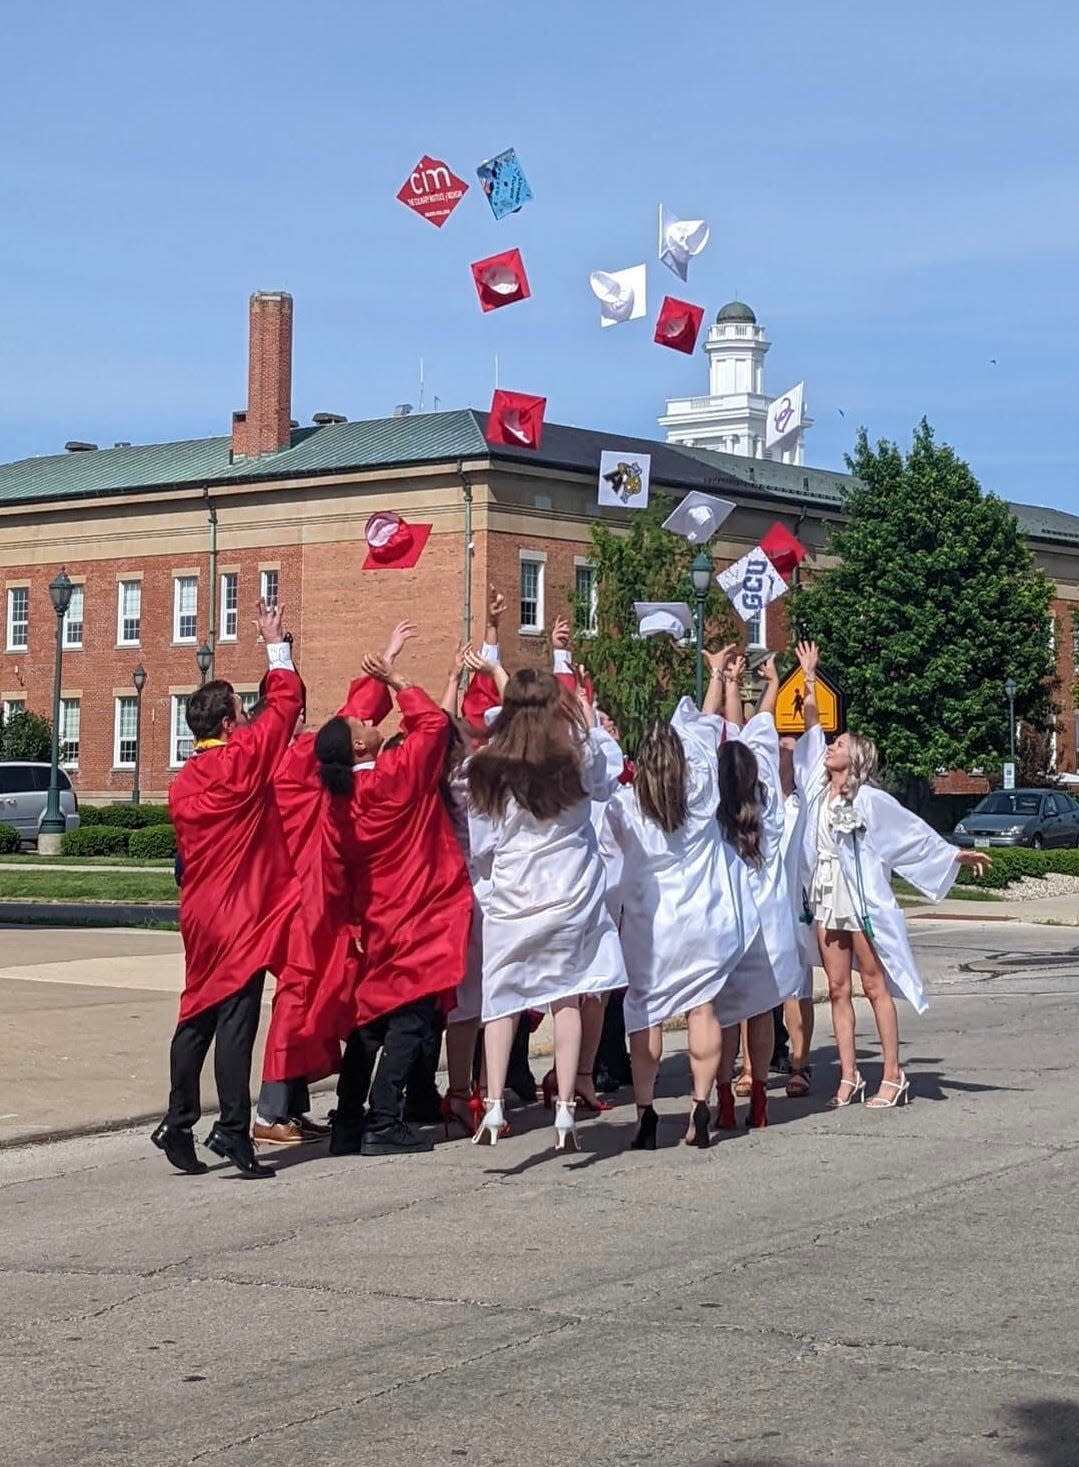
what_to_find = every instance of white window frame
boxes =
[114,696,139,770]
[518,550,546,635]
[117,580,142,647]
[170,694,194,768]
[59,697,80,768]
[259,568,279,607]
[173,576,198,645]
[6,587,29,652]
[62,585,84,649]
[573,558,598,637]
[220,572,239,642]
[2,696,27,724]
[746,604,767,650]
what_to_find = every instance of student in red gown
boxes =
[316,653,473,1156]
[152,600,301,1179]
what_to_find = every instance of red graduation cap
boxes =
[486,389,546,451]
[653,296,705,355]
[471,248,531,312]
[361,510,433,571]
[759,522,806,579]
[461,671,502,732]
[396,154,469,228]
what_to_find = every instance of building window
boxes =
[63,586,84,649]
[2,697,27,724]
[519,556,545,633]
[220,573,239,641]
[118,581,141,646]
[171,695,194,766]
[114,697,138,769]
[6,588,29,651]
[574,562,598,636]
[173,577,198,643]
[746,605,767,649]
[59,698,80,767]
[239,689,261,715]
[260,569,279,607]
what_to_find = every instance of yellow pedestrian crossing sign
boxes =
[774,667,843,736]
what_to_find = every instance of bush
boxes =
[77,803,172,829]
[128,825,177,860]
[0,822,21,854]
[957,847,1079,889]
[0,708,52,761]
[60,826,131,857]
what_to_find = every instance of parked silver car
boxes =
[951,788,1079,849]
[0,762,80,847]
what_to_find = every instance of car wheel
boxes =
[1032,834,1044,850]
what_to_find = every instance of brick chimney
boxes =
[231,291,293,459]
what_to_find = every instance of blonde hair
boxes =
[840,732,879,800]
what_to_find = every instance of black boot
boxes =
[685,1100,711,1149]
[629,1105,659,1151]
[204,1124,275,1178]
[329,1111,366,1156]
[151,1120,208,1175]
[360,1119,434,1156]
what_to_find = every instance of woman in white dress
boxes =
[805,731,989,1108]
[606,698,759,1150]
[467,668,627,1152]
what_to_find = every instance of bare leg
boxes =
[818,925,858,1101]
[745,1010,774,1082]
[575,994,608,1107]
[783,998,815,1071]
[629,1026,662,1108]
[482,1015,516,1102]
[445,1017,480,1127]
[551,997,582,1104]
[852,931,902,1087]
[734,1019,753,1093]
[685,1002,722,1138]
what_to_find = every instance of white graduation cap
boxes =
[590,265,647,327]
[658,205,710,280]
[765,381,806,450]
[662,490,736,544]
[633,600,693,641]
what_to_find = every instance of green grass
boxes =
[0,870,177,903]
[0,854,172,867]
[892,877,1001,904]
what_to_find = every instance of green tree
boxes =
[578,495,739,752]
[791,421,1056,796]
[0,708,52,761]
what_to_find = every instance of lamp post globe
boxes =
[195,643,213,685]
[689,551,713,708]
[40,568,74,852]
[132,664,147,805]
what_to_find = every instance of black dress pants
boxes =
[337,995,440,1131]
[165,972,265,1139]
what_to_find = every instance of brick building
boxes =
[2,291,1078,802]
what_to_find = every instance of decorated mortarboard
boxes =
[759,522,806,578]
[396,154,469,228]
[715,522,806,623]
[476,147,533,220]
[765,381,806,450]
[653,295,705,355]
[658,205,710,280]
[486,389,546,450]
[470,248,531,312]
[662,490,736,544]
[589,265,647,327]
[598,449,651,510]
[633,601,693,641]
[361,510,433,571]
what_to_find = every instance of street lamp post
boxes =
[195,643,213,686]
[1005,676,1018,767]
[690,551,713,708]
[132,664,147,806]
[39,569,73,855]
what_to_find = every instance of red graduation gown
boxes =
[260,676,393,1083]
[170,668,306,1023]
[350,687,472,1026]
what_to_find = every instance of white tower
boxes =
[658,300,809,465]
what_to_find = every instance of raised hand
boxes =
[463,650,497,677]
[958,850,991,878]
[796,640,820,677]
[488,587,507,625]
[383,620,418,663]
[551,615,572,650]
[726,654,747,684]
[704,642,738,674]
[452,640,473,675]
[254,598,285,646]
[759,653,780,684]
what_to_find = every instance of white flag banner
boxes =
[598,449,651,509]
[765,380,805,450]
[716,548,789,623]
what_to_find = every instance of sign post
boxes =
[1003,761,1016,791]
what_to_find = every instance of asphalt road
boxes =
[1,920,1077,1467]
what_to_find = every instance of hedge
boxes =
[957,847,1079,890]
[60,826,131,857]
[128,825,177,860]
[0,822,20,854]
[78,804,172,829]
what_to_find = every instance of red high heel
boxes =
[574,1072,612,1113]
[713,1081,737,1131]
[441,1089,477,1139]
[746,1079,769,1130]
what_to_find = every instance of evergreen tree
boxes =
[0,708,53,762]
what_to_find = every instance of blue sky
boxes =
[1,0,1077,509]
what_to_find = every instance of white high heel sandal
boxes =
[825,1072,866,1109]
[472,1097,505,1146]
[553,1098,579,1154]
[866,1072,910,1109]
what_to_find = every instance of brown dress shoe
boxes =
[292,1115,331,1140]
[252,1120,303,1147]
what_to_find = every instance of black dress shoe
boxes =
[151,1120,208,1175]
[360,1120,434,1156]
[204,1124,275,1177]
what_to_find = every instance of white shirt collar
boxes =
[353,761,376,772]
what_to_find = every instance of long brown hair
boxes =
[468,668,588,820]
[717,740,764,869]
[634,721,689,834]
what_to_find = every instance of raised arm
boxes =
[464,649,509,698]
[225,601,304,789]
[723,653,746,730]
[360,654,450,804]
[796,640,820,733]
[481,586,506,662]
[756,654,780,718]
[441,641,471,716]
[702,643,737,717]
[551,614,573,676]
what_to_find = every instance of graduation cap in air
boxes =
[658,205,710,280]
[361,510,433,571]
[476,147,533,220]
[486,389,546,450]
[471,248,531,312]
[715,523,806,623]
[633,601,693,641]
[589,265,647,327]
[759,522,806,578]
[662,491,736,544]
[654,295,705,355]
[396,154,469,228]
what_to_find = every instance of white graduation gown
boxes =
[715,711,805,1027]
[781,724,827,999]
[444,765,487,1025]
[608,698,760,1034]
[468,728,629,1021]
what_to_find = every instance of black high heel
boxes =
[629,1104,659,1150]
[685,1100,711,1149]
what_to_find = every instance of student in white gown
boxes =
[606,693,759,1150]
[805,730,989,1109]
[467,668,627,1153]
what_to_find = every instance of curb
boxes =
[0,901,178,927]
